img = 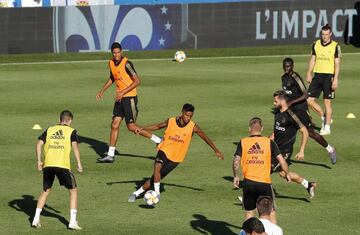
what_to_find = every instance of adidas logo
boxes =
[247,142,264,154]
[50,130,65,140]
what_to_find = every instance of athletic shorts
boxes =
[242,178,275,211]
[153,150,179,179]
[113,96,138,124]
[271,151,293,173]
[291,108,314,129]
[43,167,77,191]
[307,73,335,99]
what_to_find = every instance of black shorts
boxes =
[307,73,335,99]
[113,96,138,124]
[154,150,179,179]
[271,151,293,173]
[292,108,313,129]
[43,167,77,191]
[242,178,275,211]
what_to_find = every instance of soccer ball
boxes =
[144,190,160,206]
[174,51,186,63]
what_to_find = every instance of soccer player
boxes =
[257,196,283,235]
[96,42,162,163]
[306,24,341,135]
[282,57,337,164]
[232,117,290,223]
[32,110,83,230]
[128,103,224,202]
[271,90,317,198]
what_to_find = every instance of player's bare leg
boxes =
[308,128,336,164]
[68,189,81,230]
[321,99,332,135]
[127,123,162,144]
[32,189,51,227]
[307,97,324,118]
[128,163,163,202]
[279,171,317,199]
[98,116,122,162]
[245,210,255,221]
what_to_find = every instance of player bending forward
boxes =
[128,103,224,202]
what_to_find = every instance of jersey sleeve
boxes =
[234,141,242,157]
[335,43,341,58]
[311,42,316,55]
[125,60,137,77]
[38,129,47,143]
[71,130,79,143]
[293,72,307,95]
[270,140,281,158]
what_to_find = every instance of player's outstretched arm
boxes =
[134,119,169,135]
[36,140,44,171]
[295,126,309,160]
[72,142,83,173]
[306,55,316,83]
[232,155,241,188]
[96,78,113,100]
[115,75,140,101]
[194,124,224,160]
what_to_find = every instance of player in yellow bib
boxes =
[306,24,341,135]
[128,103,224,202]
[32,110,83,230]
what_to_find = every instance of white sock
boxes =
[324,124,331,130]
[154,182,160,194]
[301,179,309,189]
[108,146,115,157]
[150,134,162,144]
[33,208,42,222]
[70,209,77,224]
[134,187,145,197]
[325,144,334,153]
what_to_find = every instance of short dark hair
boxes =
[182,103,195,112]
[283,57,294,65]
[111,42,122,51]
[273,90,288,101]
[242,217,265,233]
[249,117,262,129]
[60,110,73,122]
[256,196,273,216]
[321,24,332,32]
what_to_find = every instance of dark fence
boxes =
[0,0,359,54]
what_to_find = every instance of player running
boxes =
[32,110,83,230]
[96,42,162,163]
[281,57,337,164]
[271,90,317,199]
[128,103,224,202]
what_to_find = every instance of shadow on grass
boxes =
[106,178,204,192]
[190,214,241,235]
[78,135,155,160]
[273,187,310,203]
[290,159,332,169]
[8,195,68,227]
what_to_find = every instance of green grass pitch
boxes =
[0,46,359,234]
